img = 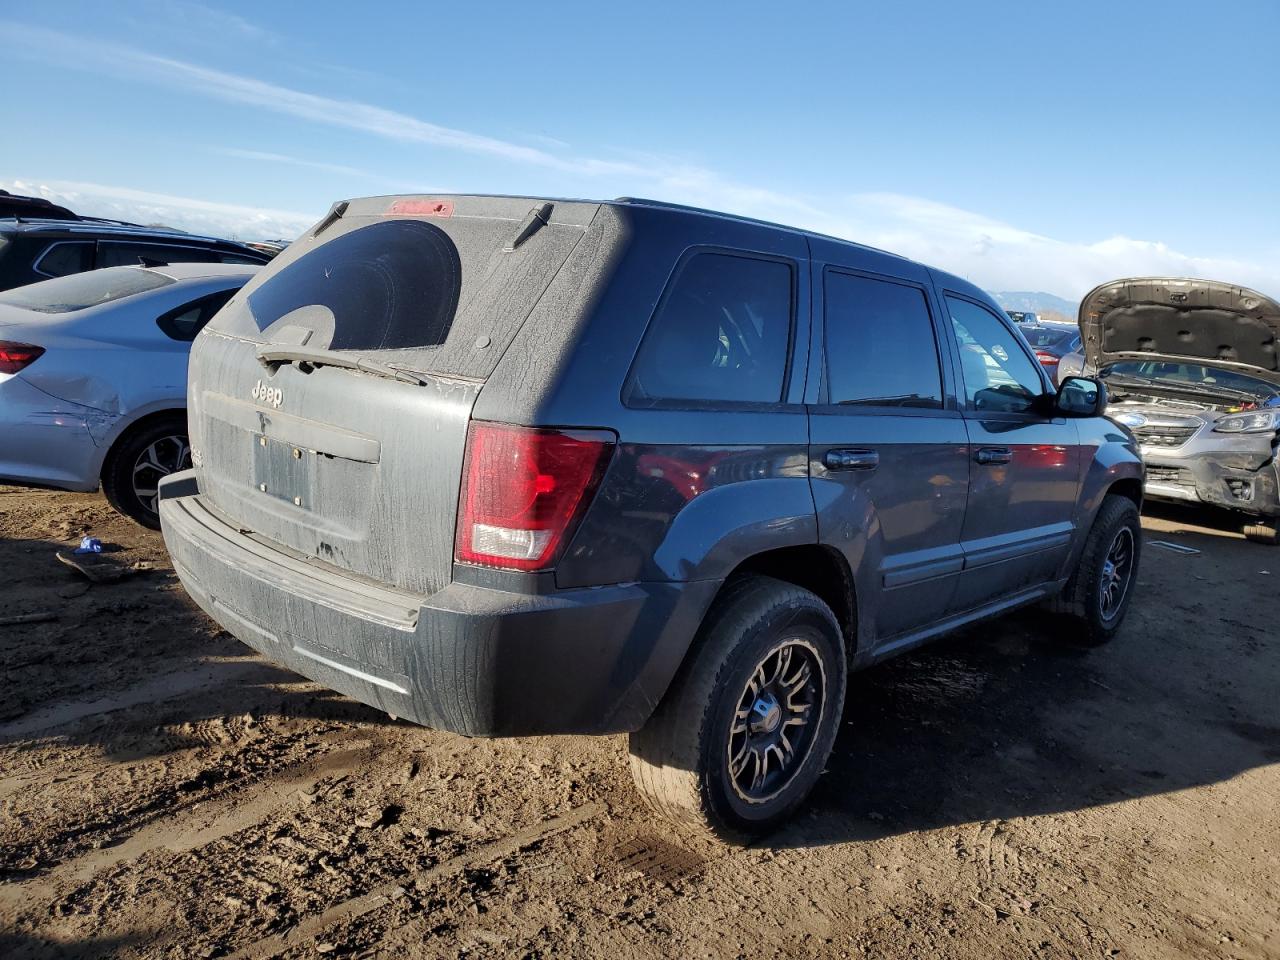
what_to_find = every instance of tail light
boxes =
[0,341,45,375]
[1035,351,1060,367]
[455,422,615,571]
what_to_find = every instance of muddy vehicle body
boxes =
[1081,278,1280,544]
[160,195,1143,838]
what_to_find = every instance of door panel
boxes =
[953,417,1080,610]
[810,413,969,638]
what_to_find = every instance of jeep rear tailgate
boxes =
[188,196,598,597]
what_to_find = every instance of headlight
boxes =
[1213,410,1280,433]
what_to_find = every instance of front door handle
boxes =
[824,448,880,471]
[975,446,1013,465]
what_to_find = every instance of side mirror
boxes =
[1056,376,1108,417]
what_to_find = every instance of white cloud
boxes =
[7,22,1277,301]
[814,194,1280,301]
[2,178,316,241]
[211,148,374,180]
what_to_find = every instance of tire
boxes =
[628,575,847,842]
[1243,518,1280,545]
[101,415,190,529]
[1046,494,1142,644]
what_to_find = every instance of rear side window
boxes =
[626,252,793,405]
[0,266,174,313]
[823,272,943,408]
[97,243,220,268]
[35,241,94,278]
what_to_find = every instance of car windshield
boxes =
[1020,326,1074,348]
[0,266,174,313]
[1104,361,1280,401]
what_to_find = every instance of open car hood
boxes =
[1080,277,1280,386]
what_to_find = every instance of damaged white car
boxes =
[0,263,259,526]
[1082,278,1280,544]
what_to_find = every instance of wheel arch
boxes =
[1106,477,1143,510]
[721,544,859,660]
[99,406,188,481]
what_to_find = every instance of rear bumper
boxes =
[158,472,717,737]
[1143,449,1280,518]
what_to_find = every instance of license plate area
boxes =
[252,434,316,508]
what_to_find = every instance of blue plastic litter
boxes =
[74,537,103,554]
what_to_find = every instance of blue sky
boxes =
[4,0,1279,300]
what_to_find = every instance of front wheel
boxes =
[628,576,847,842]
[1047,494,1142,644]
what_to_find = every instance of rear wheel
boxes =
[1047,494,1141,644]
[1243,518,1280,545]
[628,576,846,842]
[101,415,190,529]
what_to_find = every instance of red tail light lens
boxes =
[1035,351,1060,367]
[0,341,45,375]
[455,422,615,571]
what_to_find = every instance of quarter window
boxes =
[947,296,1045,413]
[824,273,943,408]
[626,252,793,405]
[156,289,238,341]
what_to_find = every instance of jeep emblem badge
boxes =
[251,380,283,409]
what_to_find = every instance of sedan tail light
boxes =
[455,422,615,571]
[0,341,45,375]
[1035,351,1060,367]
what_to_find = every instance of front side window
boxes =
[34,241,94,278]
[824,272,943,408]
[626,252,793,405]
[947,296,1045,413]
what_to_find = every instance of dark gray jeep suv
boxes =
[159,195,1144,839]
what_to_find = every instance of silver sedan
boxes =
[0,263,259,526]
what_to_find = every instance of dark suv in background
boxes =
[159,195,1144,840]
[0,215,271,291]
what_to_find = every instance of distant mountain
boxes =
[992,291,1078,321]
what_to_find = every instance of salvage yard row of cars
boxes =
[1,190,1277,839]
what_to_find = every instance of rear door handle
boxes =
[824,448,879,471]
[975,447,1013,465]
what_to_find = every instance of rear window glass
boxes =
[626,252,794,405]
[35,241,94,278]
[0,266,174,313]
[245,219,461,350]
[824,272,943,408]
[206,214,584,379]
[1021,326,1074,348]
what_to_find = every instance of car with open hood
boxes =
[1081,277,1280,543]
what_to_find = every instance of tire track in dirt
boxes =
[0,740,375,916]
[222,803,605,960]
[0,659,288,743]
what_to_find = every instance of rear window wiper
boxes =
[256,344,429,385]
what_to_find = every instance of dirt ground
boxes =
[0,485,1275,960]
